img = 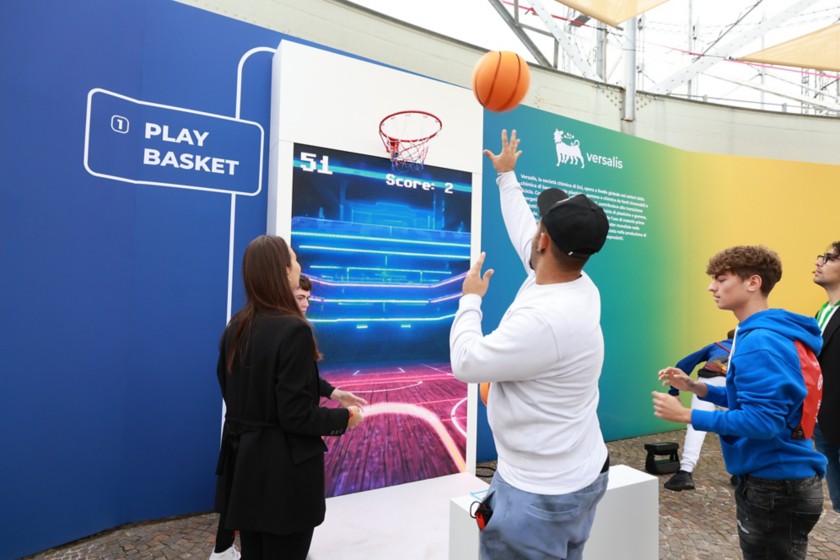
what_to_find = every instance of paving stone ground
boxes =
[24,429,840,559]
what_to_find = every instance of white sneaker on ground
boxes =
[209,546,241,560]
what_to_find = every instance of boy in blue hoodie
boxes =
[653,245,826,560]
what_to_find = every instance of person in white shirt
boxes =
[450,129,610,560]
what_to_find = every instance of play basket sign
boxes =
[84,88,263,195]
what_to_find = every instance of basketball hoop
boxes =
[378,110,442,171]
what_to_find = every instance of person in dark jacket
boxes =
[210,271,367,560]
[813,243,840,513]
[654,245,826,560]
[214,235,365,560]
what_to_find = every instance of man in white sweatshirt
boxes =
[450,129,610,560]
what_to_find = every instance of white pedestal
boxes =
[584,465,659,559]
[449,490,487,559]
[448,465,659,560]
[308,472,489,560]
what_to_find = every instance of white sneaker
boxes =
[209,546,241,560]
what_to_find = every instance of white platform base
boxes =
[449,465,659,560]
[308,472,489,560]
[308,465,657,560]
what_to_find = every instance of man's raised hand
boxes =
[483,129,522,174]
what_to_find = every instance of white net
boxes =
[378,111,442,171]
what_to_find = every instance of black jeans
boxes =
[734,474,823,560]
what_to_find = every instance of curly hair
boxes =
[706,245,782,295]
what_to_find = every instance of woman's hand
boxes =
[331,388,368,408]
[347,406,364,429]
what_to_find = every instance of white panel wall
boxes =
[179,0,840,166]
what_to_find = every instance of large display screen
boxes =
[290,143,473,496]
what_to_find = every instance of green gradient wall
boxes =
[480,105,840,442]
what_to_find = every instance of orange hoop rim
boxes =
[378,110,443,144]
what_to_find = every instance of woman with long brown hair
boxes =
[214,235,364,560]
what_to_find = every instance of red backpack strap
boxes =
[791,340,823,440]
[713,341,732,353]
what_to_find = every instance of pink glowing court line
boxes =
[450,397,468,437]
[327,365,451,374]
[334,371,451,379]
[352,367,405,376]
[359,381,424,393]
[419,364,453,374]
[363,402,466,472]
[412,397,464,407]
[333,374,454,387]
[333,371,448,379]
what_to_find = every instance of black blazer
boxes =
[214,314,349,535]
[818,309,840,445]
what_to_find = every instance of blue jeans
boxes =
[479,470,608,560]
[734,474,823,560]
[814,423,840,513]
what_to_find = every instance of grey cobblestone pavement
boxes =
[24,429,839,559]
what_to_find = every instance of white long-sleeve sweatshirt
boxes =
[450,171,608,494]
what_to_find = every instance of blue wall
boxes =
[0,1,282,556]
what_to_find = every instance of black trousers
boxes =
[239,528,314,560]
[213,519,235,553]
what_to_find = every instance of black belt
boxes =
[601,453,610,474]
[742,473,820,485]
[224,417,279,436]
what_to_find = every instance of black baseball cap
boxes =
[537,188,609,258]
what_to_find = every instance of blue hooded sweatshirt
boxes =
[691,309,827,479]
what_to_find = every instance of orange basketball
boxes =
[471,51,530,112]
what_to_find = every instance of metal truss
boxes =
[487,0,836,115]
[647,0,822,95]
[487,0,607,80]
[705,72,840,114]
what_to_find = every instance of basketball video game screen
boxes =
[290,142,474,496]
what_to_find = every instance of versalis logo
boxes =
[554,129,585,168]
[553,129,624,170]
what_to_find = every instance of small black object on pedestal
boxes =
[643,442,680,474]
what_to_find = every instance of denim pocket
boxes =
[526,499,581,522]
[743,484,774,511]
